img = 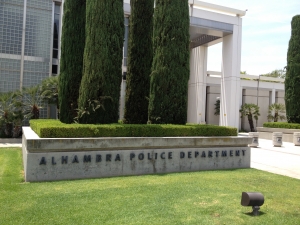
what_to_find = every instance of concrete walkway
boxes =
[251,138,300,180]
[1,138,299,180]
[0,143,22,148]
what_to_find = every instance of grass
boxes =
[1,148,300,225]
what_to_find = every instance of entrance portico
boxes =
[187,0,246,128]
[121,0,246,129]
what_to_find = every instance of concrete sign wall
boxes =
[22,127,252,182]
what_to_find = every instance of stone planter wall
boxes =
[257,127,300,143]
[22,127,252,182]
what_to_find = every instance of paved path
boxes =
[1,138,300,180]
[251,138,300,180]
[0,143,22,148]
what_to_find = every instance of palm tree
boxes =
[40,76,59,119]
[268,103,286,122]
[240,103,260,132]
[21,85,44,120]
[0,92,23,137]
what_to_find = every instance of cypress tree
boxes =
[123,0,154,124]
[148,0,190,124]
[285,15,300,123]
[59,0,86,123]
[78,0,124,124]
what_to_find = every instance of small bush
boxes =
[30,119,237,138]
[263,122,300,129]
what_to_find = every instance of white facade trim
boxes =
[20,0,27,91]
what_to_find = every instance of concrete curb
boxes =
[0,138,22,144]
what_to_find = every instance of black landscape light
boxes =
[241,192,264,216]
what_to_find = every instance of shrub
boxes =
[59,0,86,123]
[123,0,154,124]
[30,119,237,138]
[285,15,300,123]
[263,122,300,129]
[148,0,190,124]
[78,0,124,124]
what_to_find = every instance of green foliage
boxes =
[41,76,59,106]
[21,86,44,120]
[267,103,286,122]
[214,99,220,116]
[261,69,286,79]
[30,119,237,138]
[263,122,300,129]
[78,0,124,124]
[148,0,190,124]
[123,0,154,124]
[41,76,59,118]
[59,0,86,124]
[240,103,260,132]
[74,96,112,123]
[0,92,23,137]
[285,15,300,123]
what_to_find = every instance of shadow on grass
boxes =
[243,211,266,217]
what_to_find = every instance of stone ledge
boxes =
[0,138,22,144]
[257,127,298,142]
[23,127,252,152]
[257,127,300,134]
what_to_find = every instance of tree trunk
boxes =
[13,125,21,138]
[274,112,278,122]
[247,114,255,132]
[5,123,13,138]
[32,105,39,119]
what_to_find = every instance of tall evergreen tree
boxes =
[285,15,300,123]
[78,0,124,124]
[123,0,154,124]
[148,0,190,124]
[59,0,86,123]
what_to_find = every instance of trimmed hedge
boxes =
[285,15,300,123]
[123,0,154,124]
[263,122,300,129]
[30,120,237,138]
[78,0,124,124]
[148,0,190,124]
[59,0,86,124]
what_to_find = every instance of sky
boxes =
[204,0,300,75]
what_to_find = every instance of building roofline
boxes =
[189,0,247,17]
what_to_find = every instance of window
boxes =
[52,3,61,75]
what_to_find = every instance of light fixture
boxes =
[241,192,264,216]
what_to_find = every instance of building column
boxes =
[187,46,207,124]
[270,88,276,105]
[20,0,27,90]
[238,87,244,130]
[220,17,242,128]
[119,16,129,120]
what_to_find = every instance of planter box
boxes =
[22,127,252,182]
[293,132,300,146]
[257,127,300,142]
[248,132,259,147]
[272,132,283,147]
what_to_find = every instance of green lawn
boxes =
[1,148,300,225]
